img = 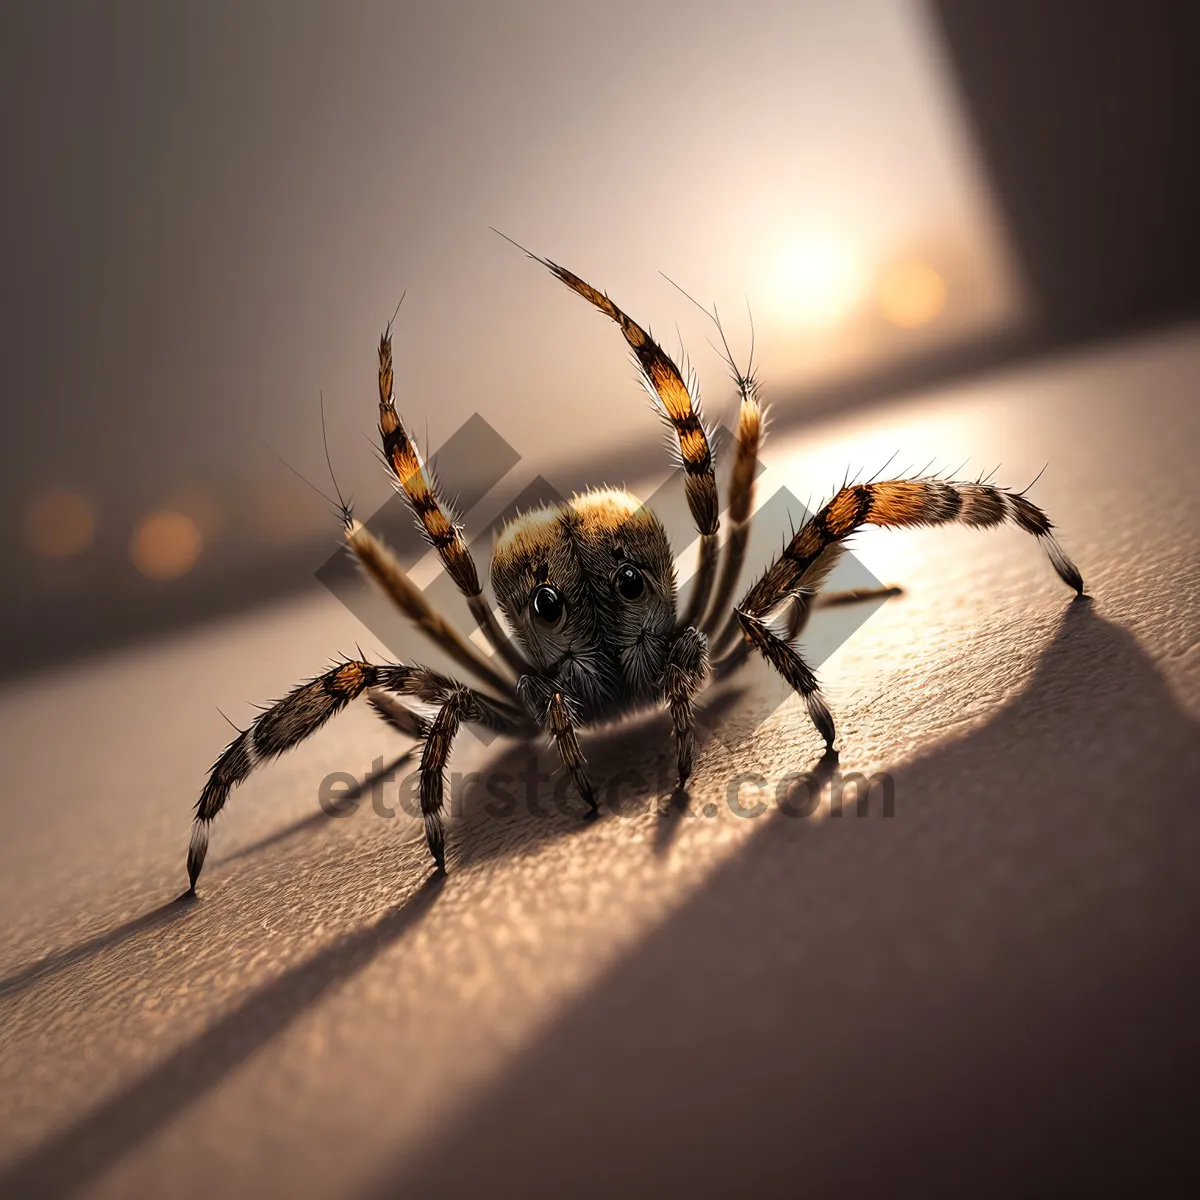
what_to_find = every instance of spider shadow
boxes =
[648,741,841,861]
[0,893,197,1001]
[0,874,444,1200]
[370,600,1200,1198]
[0,762,415,1008]
[210,747,419,870]
[211,682,750,878]
[651,783,694,856]
[647,659,805,859]
[448,683,751,871]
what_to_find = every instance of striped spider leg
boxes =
[721,476,1086,747]
[187,661,533,890]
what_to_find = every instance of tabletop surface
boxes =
[1,324,1197,1198]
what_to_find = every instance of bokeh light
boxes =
[768,236,866,329]
[876,260,947,328]
[129,510,204,580]
[24,489,96,558]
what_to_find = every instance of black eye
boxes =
[615,563,645,601]
[531,584,564,624]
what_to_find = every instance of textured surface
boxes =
[1,325,1198,1197]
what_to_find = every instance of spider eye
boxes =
[531,584,565,625]
[615,563,645,601]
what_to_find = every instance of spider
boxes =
[185,244,1085,893]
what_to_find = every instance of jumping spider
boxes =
[186,245,1085,892]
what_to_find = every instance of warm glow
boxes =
[130,510,203,579]
[769,236,866,329]
[876,260,947,328]
[24,489,95,558]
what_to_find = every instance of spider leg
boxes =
[781,583,906,649]
[702,385,763,649]
[514,674,598,814]
[711,543,840,682]
[418,685,510,871]
[187,660,529,892]
[737,612,836,748]
[728,476,1084,746]
[346,518,516,697]
[366,689,430,740]
[711,586,903,681]
[813,585,903,609]
[545,692,598,815]
[683,536,721,632]
[376,325,531,677]
[518,250,721,627]
[661,625,710,788]
[741,476,1083,618]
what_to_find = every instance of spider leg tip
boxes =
[186,855,202,894]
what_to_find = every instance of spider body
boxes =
[492,488,678,723]
[185,247,1085,893]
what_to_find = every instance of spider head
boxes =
[491,488,677,709]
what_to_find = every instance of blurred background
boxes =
[2,6,1199,1197]
[2,0,1197,677]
